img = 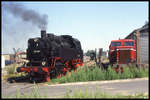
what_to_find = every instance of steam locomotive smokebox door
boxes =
[59,47,78,60]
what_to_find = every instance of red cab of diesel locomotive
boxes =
[109,39,136,64]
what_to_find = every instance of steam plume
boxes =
[3,3,48,30]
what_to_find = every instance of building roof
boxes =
[125,22,149,39]
[138,22,149,32]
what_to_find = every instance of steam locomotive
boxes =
[17,30,83,82]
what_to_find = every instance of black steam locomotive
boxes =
[17,30,83,82]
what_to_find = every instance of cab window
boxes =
[124,41,134,46]
[111,42,121,46]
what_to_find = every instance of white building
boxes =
[1,55,5,68]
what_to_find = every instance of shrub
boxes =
[7,63,17,75]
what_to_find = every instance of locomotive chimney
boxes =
[41,30,47,38]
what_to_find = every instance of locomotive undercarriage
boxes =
[17,57,83,82]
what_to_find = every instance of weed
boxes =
[6,63,17,75]
[49,65,148,84]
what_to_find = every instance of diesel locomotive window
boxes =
[124,41,134,46]
[111,42,121,46]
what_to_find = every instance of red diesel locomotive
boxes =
[109,39,136,65]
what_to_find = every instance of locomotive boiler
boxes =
[17,30,83,82]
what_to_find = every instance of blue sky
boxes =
[2,2,148,54]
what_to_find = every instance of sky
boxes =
[1,1,149,54]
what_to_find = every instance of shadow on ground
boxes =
[7,75,44,84]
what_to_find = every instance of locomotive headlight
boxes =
[42,61,46,66]
[36,43,39,47]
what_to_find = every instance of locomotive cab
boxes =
[109,39,136,65]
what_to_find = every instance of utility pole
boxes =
[98,48,103,69]
[95,48,97,65]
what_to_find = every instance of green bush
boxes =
[7,63,17,75]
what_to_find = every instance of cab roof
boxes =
[111,39,134,42]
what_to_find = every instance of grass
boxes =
[2,64,148,98]
[48,65,148,84]
[2,83,148,99]
[6,63,17,75]
[64,89,148,99]
[4,63,148,84]
[2,83,48,98]
[2,63,26,81]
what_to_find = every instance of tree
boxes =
[85,50,95,56]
